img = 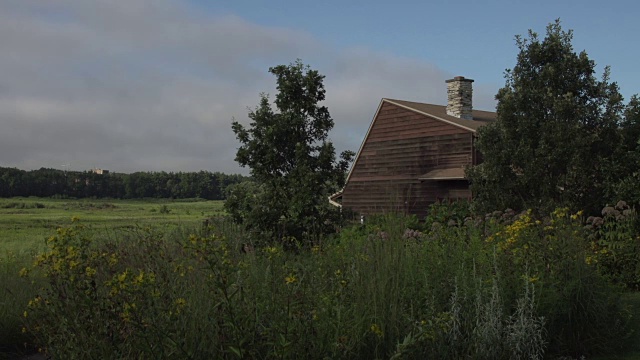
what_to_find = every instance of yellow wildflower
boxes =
[370,323,384,338]
[134,271,145,285]
[285,274,297,285]
[85,267,97,277]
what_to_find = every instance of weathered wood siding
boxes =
[342,101,473,219]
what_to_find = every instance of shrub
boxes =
[588,202,640,290]
[484,208,631,356]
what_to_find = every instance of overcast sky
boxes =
[2,0,639,174]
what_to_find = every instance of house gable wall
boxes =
[342,101,473,218]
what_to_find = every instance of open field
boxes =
[0,197,224,255]
[1,197,224,357]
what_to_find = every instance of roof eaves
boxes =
[418,167,467,181]
[419,176,466,180]
[328,190,343,208]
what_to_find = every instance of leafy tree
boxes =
[467,20,625,214]
[228,60,354,243]
[608,95,640,205]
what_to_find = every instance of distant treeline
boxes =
[0,167,249,200]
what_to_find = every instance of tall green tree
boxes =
[227,60,354,242]
[608,95,640,204]
[467,20,625,214]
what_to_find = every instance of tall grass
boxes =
[0,250,44,357]
[9,210,634,359]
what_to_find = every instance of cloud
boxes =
[0,0,498,174]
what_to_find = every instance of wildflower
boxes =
[71,216,80,222]
[85,267,96,277]
[370,323,384,338]
[175,298,187,313]
[121,311,131,323]
[19,267,28,277]
[265,246,278,254]
[285,274,297,285]
[552,207,569,219]
[570,211,583,220]
[615,200,629,210]
[601,206,616,216]
[133,270,144,285]
[118,270,128,283]
[23,311,28,318]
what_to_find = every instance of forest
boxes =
[0,167,248,200]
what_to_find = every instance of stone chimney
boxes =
[446,76,474,120]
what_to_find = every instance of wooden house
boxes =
[330,76,496,219]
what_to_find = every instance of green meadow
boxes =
[0,197,224,254]
[0,197,223,357]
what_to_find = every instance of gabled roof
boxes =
[330,98,496,207]
[385,99,496,132]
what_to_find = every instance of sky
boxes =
[1,0,639,174]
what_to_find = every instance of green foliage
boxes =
[228,60,354,243]
[1,201,45,209]
[588,203,640,290]
[0,166,248,200]
[486,208,631,356]
[468,20,625,214]
[423,199,472,228]
[11,209,637,359]
[0,251,43,357]
[608,96,640,206]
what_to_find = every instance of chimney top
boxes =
[446,76,474,83]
